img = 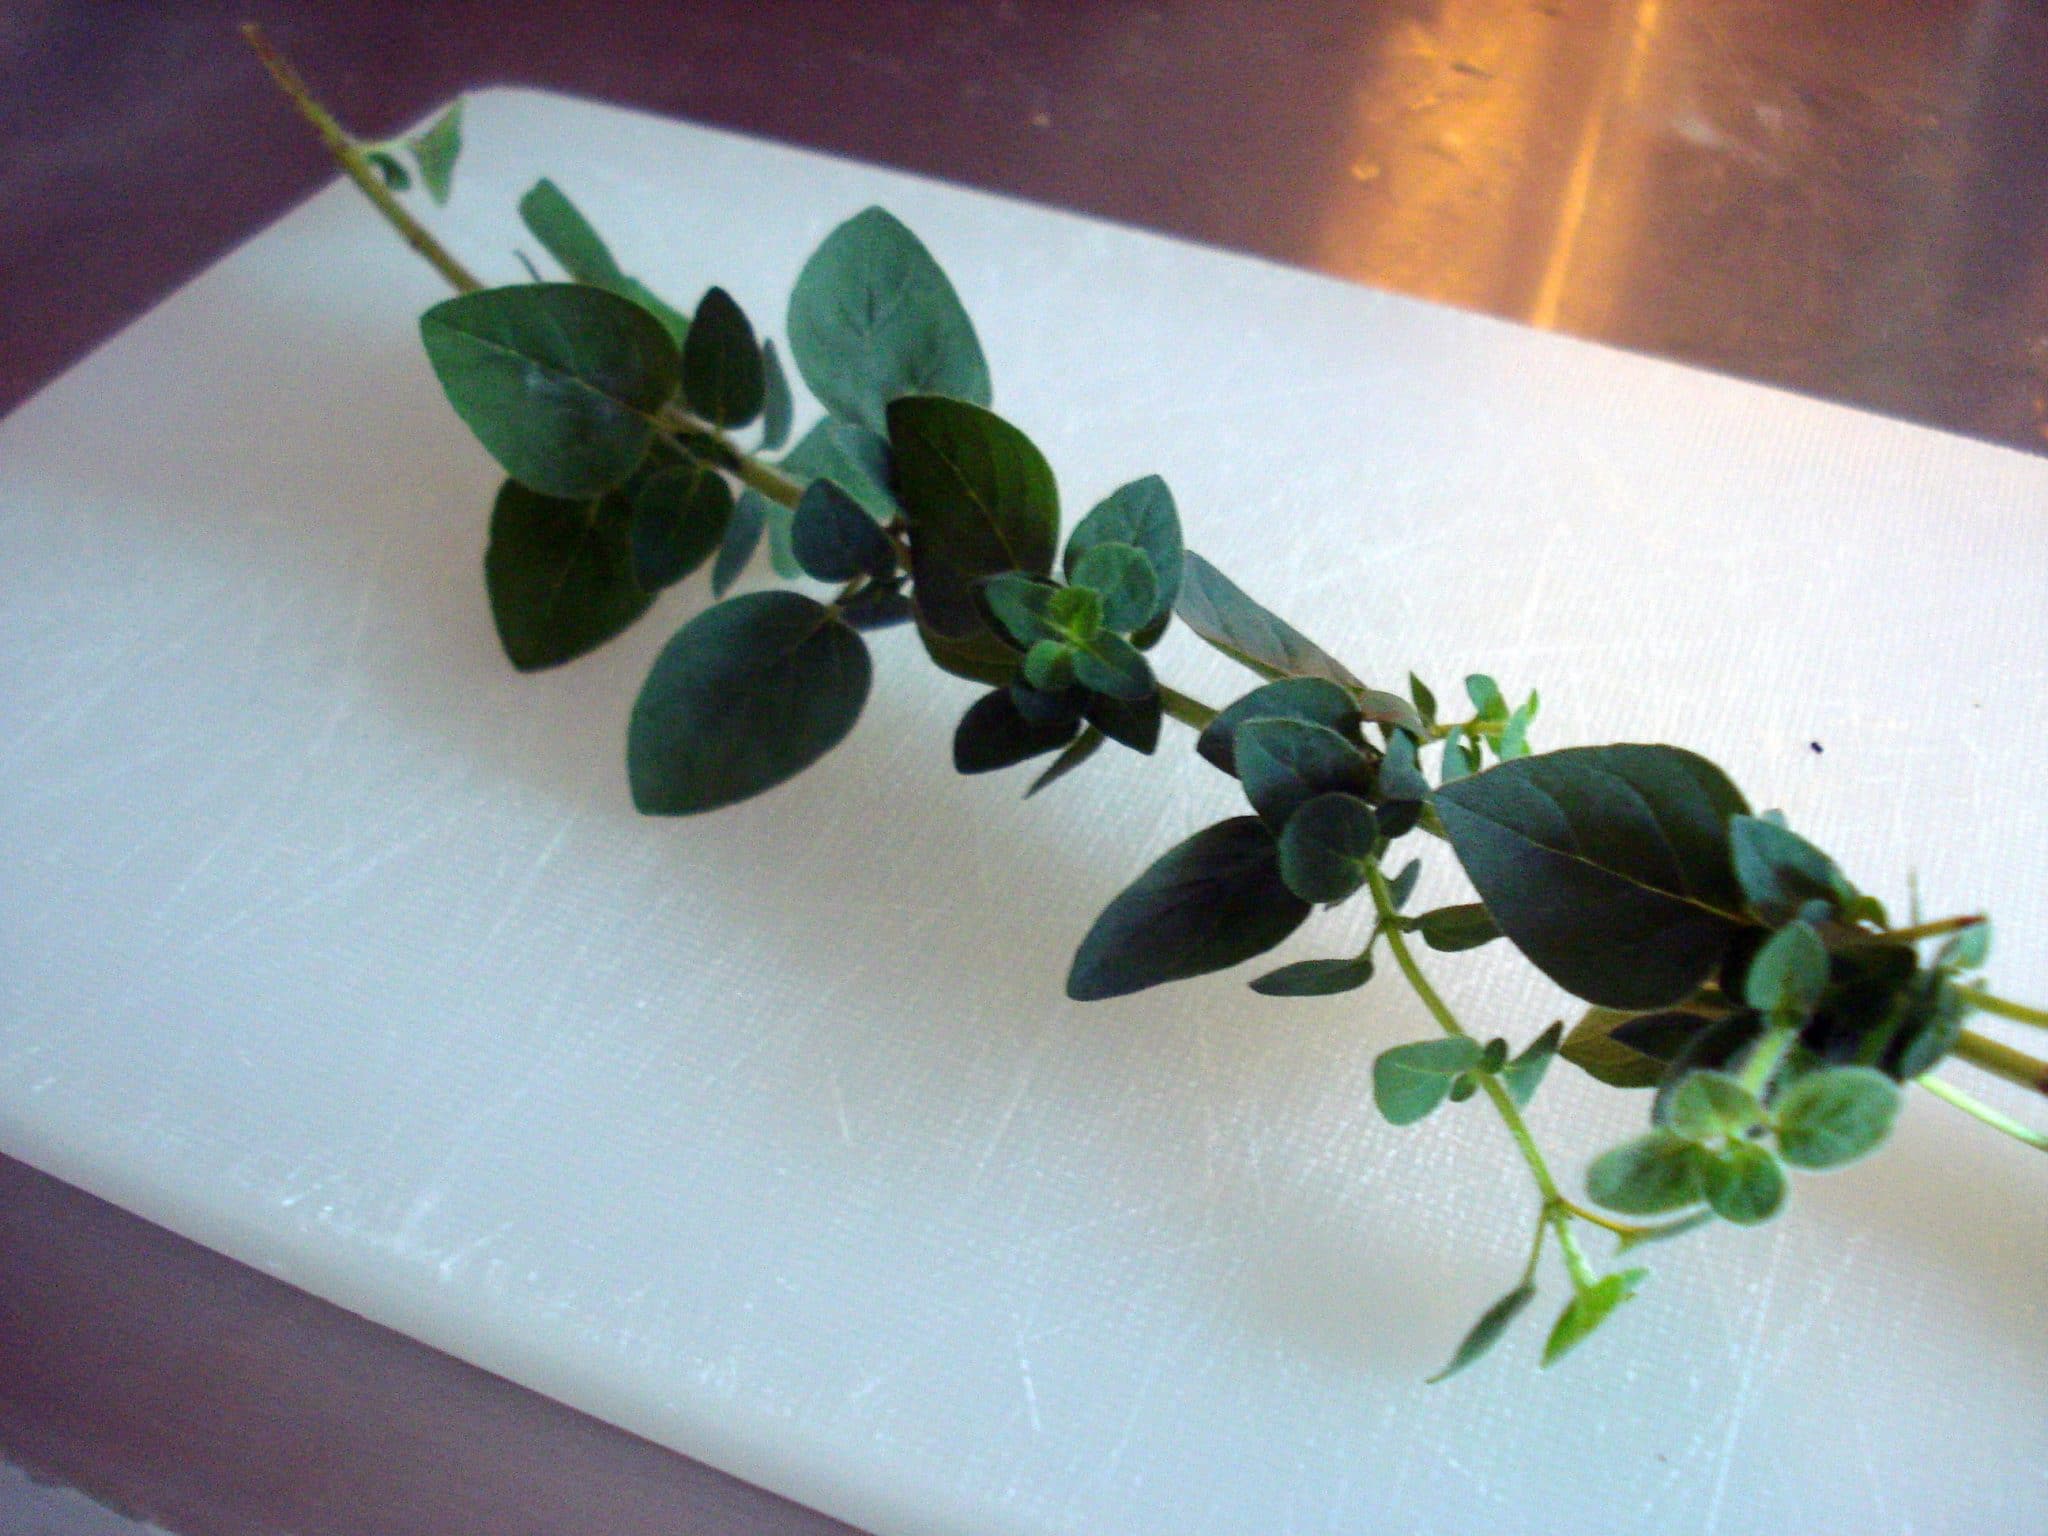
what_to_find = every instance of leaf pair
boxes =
[1372,1024,1559,1126]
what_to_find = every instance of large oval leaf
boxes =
[1433,745,1752,1010]
[786,206,991,436]
[628,592,871,815]
[1067,817,1310,1001]
[484,481,652,671]
[420,284,680,498]
[888,396,1059,639]
[1175,552,1362,690]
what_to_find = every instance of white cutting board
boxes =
[4,89,2046,1535]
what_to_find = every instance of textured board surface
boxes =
[4,89,2046,1536]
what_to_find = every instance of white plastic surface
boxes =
[4,90,2046,1536]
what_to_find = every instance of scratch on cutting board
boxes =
[1701,1227,1788,1533]
[472,810,582,957]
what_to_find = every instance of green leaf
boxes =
[1197,678,1364,777]
[1499,1021,1563,1108]
[1440,726,1477,783]
[1046,584,1103,642]
[1743,919,1829,1016]
[1065,476,1182,629]
[1666,1071,1766,1142]
[682,287,765,429]
[786,206,991,436]
[1082,688,1162,756]
[628,592,871,814]
[764,497,802,579]
[780,419,901,525]
[1073,633,1155,702]
[1409,674,1439,729]
[711,488,770,596]
[1561,1007,1673,1089]
[1234,718,1374,829]
[1542,1270,1646,1367]
[1466,674,1508,724]
[1023,640,1076,692]
[484,480,653,671]
[982,575,1063,648]
[1373,1037,1486,1126]
[1774,1066,1901,1169]
[365,147,411,192]
[792,478,897,583]
[407,100,464,205]
[1275,792,1377,904]
[1378,730,1431,806]
[1386,859,1421,911]
[518,178,626,285]
[1586,1132,1707,1214]
[1500,690,1540,760]
[1026,726,1105,797]
[758,340,794,451]
[1416,904,1501,953]
[1432,744,1753,1010]
[420,284,680,498]
[1067,818,1311,1001]
[1250,955,1375,997]
[1175,552,1363,690]
[889,396,1059,639]
[839,584,914,631]
[1069,542,1158,634]
[1729,814,1850,925]
[1429,1282,1537,1384]
[1701,1142,1786,1225]
[953,689,1079,774]
[630,462,733,591]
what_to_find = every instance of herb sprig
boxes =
[250,29,2048,1379]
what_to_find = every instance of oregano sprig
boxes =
[250,30,2048,1380]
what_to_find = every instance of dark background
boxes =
[4,2,2045,1533]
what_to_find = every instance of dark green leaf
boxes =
[1729,814,1849,925]
[1542,1270,1646,1367]
[1276,792,1377,904]
[1466,674,1508,723]
[1249,955,1374,997]
[792,478,897,583]
[889,396,1059,639]
[484,480,652,671]
[1010,681,1085,727]
[1175,552,1362,689]
[1073,633,1154,702]
[953,689,1078,774]
[1702,1142,1786,1225]
[1429,1282,1537,1384]
[1065,476,1182,628]
[983,575,1063,647]
[1649,1013,1766,1126]
[1083,688,1162,755]
[682,287,765,429]
[420,284,680,498]
[1561,1007,1672,1089]
[1586,1132,1707,1214]
[1067,818,1310,1001]
[1378,729,1430,803]
[1022,640,1076,692]
[406,101,464,205]
[1046,585,1103,641]
[1433,745,1753,1010]
[1197,678,1364,776]
[839,585,915,631]
[712,488,770,596]
[1416,904,1501,953]
[1409,673,1439,729]
[1069,542,1158,633]
[1234,718,1374,829]
[365,148,410,192]
[630,462,732,591]
[1775,1066,1901,1168]
[1499,1021,1563,1108]
[786,205,992,435]
[1373,1037,1485,1125]
[1743,919,1829,1016]
[628,592,870,814]
[1386,859,1421,911]
[780,419,901,525]
[758,340,794,451]
[1026,726,1105,797]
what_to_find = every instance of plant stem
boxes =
[1919,1075,2048,1152]
[1955,983,2048,1032]
[1158,684,1219,732]
[242,25,483,295]
[1878,914,1985,944]
[1951,1028,2048,1097]
[1365,864,1603,1292]
[1738,1022,1798,1096]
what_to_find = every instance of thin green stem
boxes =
[1365,864,1603,1294]
[1877,914,1985,945]
[1158,684,1219,732]
[1737,1022,1799,1097]
[1952,1028,2048,1097]
[1918,1075,2048,1152]
[1955,983,2048,1032]
[243,26,483,294]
